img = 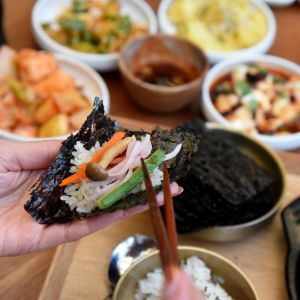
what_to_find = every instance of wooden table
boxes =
[0,1,300,300]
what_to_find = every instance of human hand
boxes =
[162,267,205,300]
[0,140,182,257]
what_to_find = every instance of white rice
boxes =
[135,256,233,300]
[69,141,101,173]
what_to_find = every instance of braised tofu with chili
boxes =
[210,63,300,135]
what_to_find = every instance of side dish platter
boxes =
[32,0,158,71]
[202,54,300,150]
[0,47,109,141]
[158,0,276,64]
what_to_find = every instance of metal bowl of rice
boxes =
[112,246,258,300]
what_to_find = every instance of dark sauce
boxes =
[134,62,196,87]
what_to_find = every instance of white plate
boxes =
[201,54,300,151]
[32,0,158,72]
[158,0,277,64]
[0,53,110,142]
[264,0,295,7]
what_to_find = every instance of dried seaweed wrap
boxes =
[174,119,278,233]
[24,98,200,224]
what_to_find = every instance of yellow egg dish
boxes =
[167,0,268,52]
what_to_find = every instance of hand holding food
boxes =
[0,138,182,256]
[24,99,199,223]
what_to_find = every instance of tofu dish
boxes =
[210,63,300,135]
[25,99,200,224]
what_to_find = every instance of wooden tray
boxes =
[38,117,296,300]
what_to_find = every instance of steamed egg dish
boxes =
[167,0,268,52]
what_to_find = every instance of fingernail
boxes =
[173,187,184,196]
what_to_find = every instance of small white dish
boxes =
[201,54,300,151]
[264,0,295,7]
[32,0,158,72]
[0,53,110,142]
[158,0,277,64]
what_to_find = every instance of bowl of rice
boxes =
[112,246,258,300]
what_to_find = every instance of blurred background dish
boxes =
[113,246,259,300]
[119,34,208,113]
[0,47,109,142]
[32,0,158,72]
[158,0,276,64]
[264,0,296,7]
[202,54,300,151]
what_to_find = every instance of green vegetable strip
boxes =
[7,78,29,104]
[59,18,86,31]
[96,149,165,209]
[72,0,87,13]
[235,80,251,96]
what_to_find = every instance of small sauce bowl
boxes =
[119,34,208,113]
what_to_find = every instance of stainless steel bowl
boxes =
[191,124,286,242]
[113,246,259,300]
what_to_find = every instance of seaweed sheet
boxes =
[174,119,278,233]
[24,98,200,224]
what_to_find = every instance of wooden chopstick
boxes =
[163,162,179,266]
[140,158,179,282]
[140,158,173,272]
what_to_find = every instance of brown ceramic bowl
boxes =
[119,34,208,113]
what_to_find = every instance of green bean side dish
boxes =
[42,0,147,54]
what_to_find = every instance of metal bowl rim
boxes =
[113,245,259,300]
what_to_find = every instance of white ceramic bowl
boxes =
[32,0,158,72]
[158,0,276,64]
[202,54,300,151]
[264,0,295,7]
[0,53,110,142]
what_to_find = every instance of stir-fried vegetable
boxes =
[97,149,165,209]
[43,0,147,54]
[98,137,132,168]
[91,131,126,163]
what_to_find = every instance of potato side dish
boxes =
[168,0,268,52]
[42,0,147,54]
[0,46,92,138]
[210,63,300,135]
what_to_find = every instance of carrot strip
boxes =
[60,168,86,187]
[59,131,125,187]
[91,131,125,163]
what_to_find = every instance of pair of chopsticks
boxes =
[141,159,179,282]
